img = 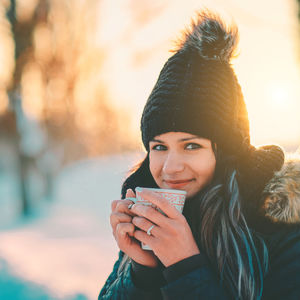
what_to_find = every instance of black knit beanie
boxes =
[140,11,284,193]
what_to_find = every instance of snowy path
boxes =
[0,152,144,300]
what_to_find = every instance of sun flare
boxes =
[266,83,294,109]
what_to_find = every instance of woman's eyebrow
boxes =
[150,139,164,143]
[180,137,200,142]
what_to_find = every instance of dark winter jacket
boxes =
[98,158,300,300]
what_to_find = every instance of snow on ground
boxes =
[0,152,145,300]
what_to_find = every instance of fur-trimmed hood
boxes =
[262,155,300,224]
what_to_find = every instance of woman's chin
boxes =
[185,189,197,199]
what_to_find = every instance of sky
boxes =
[96,0,300,150]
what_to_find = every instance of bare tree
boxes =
[1,0,137,216]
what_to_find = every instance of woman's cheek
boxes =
[149,153,161,178]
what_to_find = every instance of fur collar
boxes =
[262,155,300,224]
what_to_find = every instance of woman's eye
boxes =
[185,143,202,150]
[151,144,167,151]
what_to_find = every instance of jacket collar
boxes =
[262,155,300,224]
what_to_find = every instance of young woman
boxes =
[99,11,300,300]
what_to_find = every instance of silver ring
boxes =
[147,225,155,236]
[128,203,134,209]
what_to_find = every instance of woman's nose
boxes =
[162,152,184,174]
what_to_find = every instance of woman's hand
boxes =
[110,189,158,268]
[130,190,200,267]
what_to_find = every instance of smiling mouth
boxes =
[164,179,194,188]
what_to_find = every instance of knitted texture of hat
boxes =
[141,11,249,155]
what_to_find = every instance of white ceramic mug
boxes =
[128,187,187,250]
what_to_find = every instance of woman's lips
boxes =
[164,179,194,189]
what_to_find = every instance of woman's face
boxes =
[149,132,216,198]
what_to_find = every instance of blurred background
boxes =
[0,0,300,299]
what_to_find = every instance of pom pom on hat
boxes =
[176,11,239,62]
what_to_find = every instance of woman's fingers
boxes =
[111,199,135,216]
[125,188,136,199]
[111,187,136,212]
[115,222,135,245]
[132,216,163,237]
[110,212,133,235]
[130,191,183,226]
[133,228,155,250]
[139,190,182,219]
[111,199,118,211]
[130,203,168,228]
[116,222,135,236]
[110,193,137,236]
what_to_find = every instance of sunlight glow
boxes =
[266,83,294,109]
[248,80,300,147]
